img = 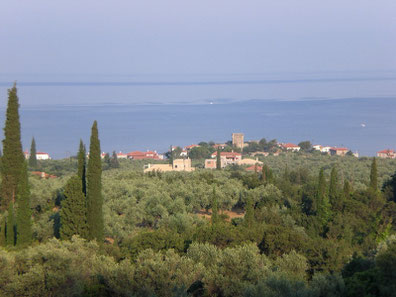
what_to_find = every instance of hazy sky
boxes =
[1,0,395,77]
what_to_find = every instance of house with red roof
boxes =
[31,171,56,179]
[24,151,51,160]
[184,144,200,150]
[116,152,128,159]
[377,149,396,159]
[127,151,160,160]
[330,147,349,156]
[280,143,301,152]
[245,165,263,172]
[213,143,227,150]
[205,151,242,169]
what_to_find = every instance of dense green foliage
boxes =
[77,139,87,195]
[86,121,103,242]
[28,137,37,169]
[216,147,221,170]
[1,84,25,211]
[60,176,87,240]
[1,84,32,247]
[0,151,394,296]
[16,162,32,247]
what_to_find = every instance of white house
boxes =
[36,152,51,160]
[313,145,332,154]
[116,152,128,159]
[280,143,301,152]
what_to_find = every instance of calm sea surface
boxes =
[0,74,395,158]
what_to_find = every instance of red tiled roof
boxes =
[36,152,49,155]
[282,143,299,148]
[127,151,159,159]
[330,147,348,151]
[378,149,396,154]
[127,151,149,156]
[212,151,241,157]
[185,144,200,149]
[245,165,263,172]
[213,144,227,148]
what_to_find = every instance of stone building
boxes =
[232,133,244,150]
[144,158,195,173]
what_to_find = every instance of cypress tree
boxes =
[261,165,267,183]
[244,198,255,227]
[1,84,25,212]
[343,180,352,198]
[216,147,221,170]
[329,167,339,209]
[211,186,219,224]
[77,140,87,196]
[86,121,103,242]
[28,137,37,168]
[370,157,378,192]
[111,151,120,168]
[317,168,331,225]
[6,201,15,246]
[103,153,110,168]
[0,216,5,246]
[169,145,173,165]
[60,175,87,240]
[16,162,32,247]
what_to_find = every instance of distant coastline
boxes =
[0,97,393,159]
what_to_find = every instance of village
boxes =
[24,133,396,175]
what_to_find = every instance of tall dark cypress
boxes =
[0,216,5,246]
[77,140,87,196]
[16,162,32,247]
[28,137,37,168]
[370,158,378,192]
[343,180,352,200]
[1,84,25,212]
[317,168,331,225]
[329,167,339,210]
[86,121,103,242]
[216,147,221,170]
[6,201,15,246]
[60,175,87,240]
[111,151,120,168]
[261,165,267,182]
[169,145,174,165]
[244,198,255,227]
[211,186,219,224]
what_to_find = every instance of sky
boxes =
[0,1,395,157]
[1,0,395,78]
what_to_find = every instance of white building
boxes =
[36,152,51,160]
[116,152,128,159]
[313,145,332,154]
[280,143,301,152]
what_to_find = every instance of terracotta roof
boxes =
[330,147,348,151]
[36,152,49,155]
[212,151,241,157]
[282,143,299,148]
[245,165,263,172]
[185,144,200,149]
[378,149,396,154]
[127,151,157,156]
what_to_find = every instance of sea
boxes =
[0,72,395,159]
